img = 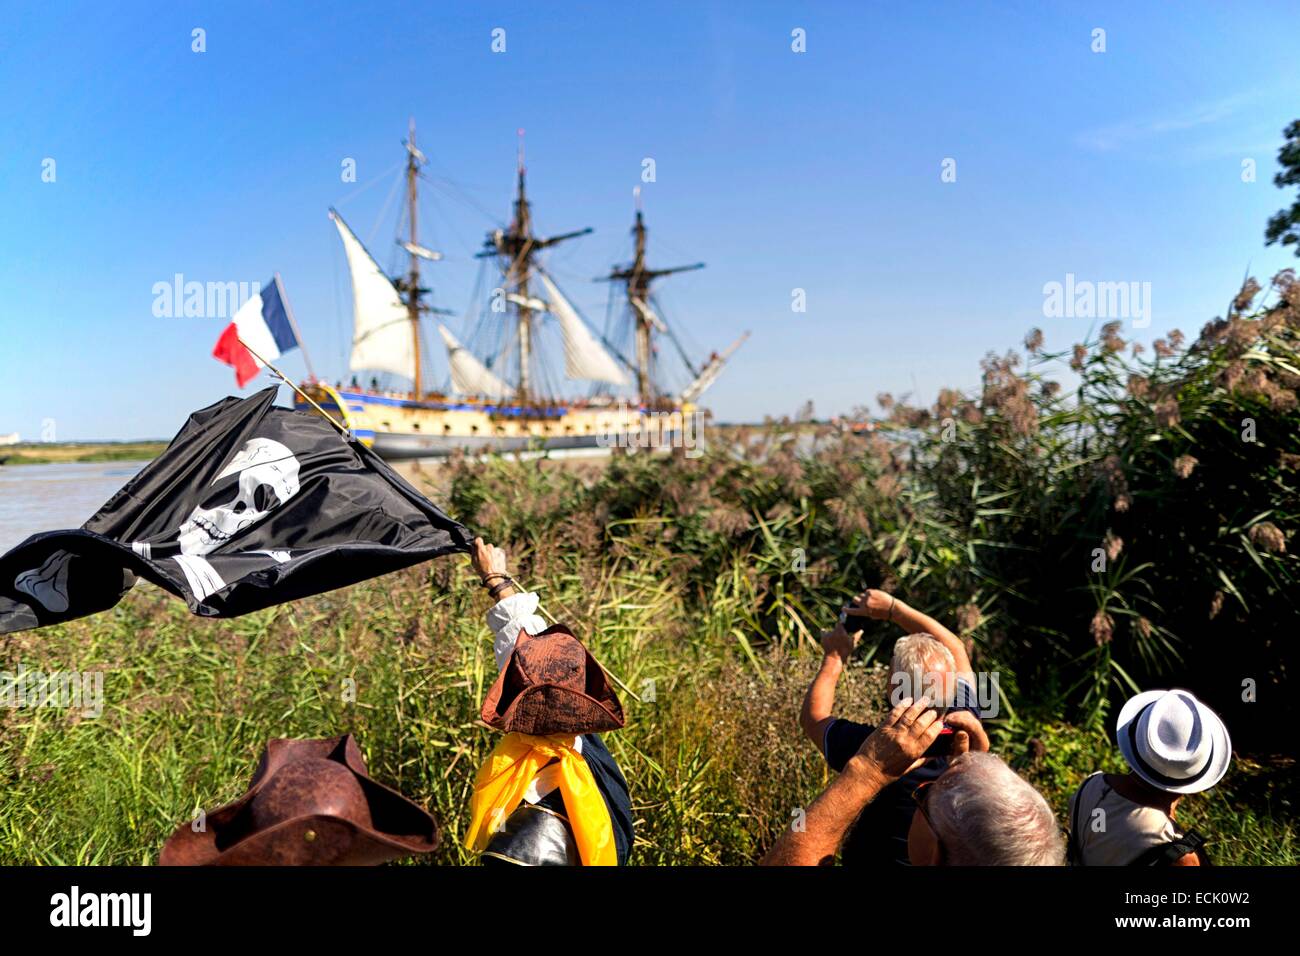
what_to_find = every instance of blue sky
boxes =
[2,1,1298,440]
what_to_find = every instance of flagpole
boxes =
[247,336,640,698]
[244,330,640,699]
[237,337,350,437]
[273,272,318,382]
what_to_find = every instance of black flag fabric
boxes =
[0,388,473,635]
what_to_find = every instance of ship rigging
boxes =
[297,121,746,458]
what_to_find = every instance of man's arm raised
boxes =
[848,589,973,677]
[762,697,946,866]
[799,621,860,749]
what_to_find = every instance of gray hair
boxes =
[926,752,1065,866]
[890,633,955,706]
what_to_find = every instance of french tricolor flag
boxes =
[212,274,300,387]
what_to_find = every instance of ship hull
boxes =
[295,384,694,460]
[368,430,606,459]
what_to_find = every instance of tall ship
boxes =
[296,123,745,458]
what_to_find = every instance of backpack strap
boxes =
[1067,777,1091,866]
[1128,829,1209,866]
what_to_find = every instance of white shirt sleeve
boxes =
[486,591,548,671]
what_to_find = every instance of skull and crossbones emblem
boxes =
[177,437,302,556]
[12,437,305,614]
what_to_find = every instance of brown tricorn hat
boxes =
[481,624,624,736]
[159,734,438,866]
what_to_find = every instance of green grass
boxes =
[3,273,1297,864]
[1,561,1292,865]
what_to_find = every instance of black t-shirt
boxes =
[822,680,981,866]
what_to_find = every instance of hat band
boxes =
[1127,708,1214,788]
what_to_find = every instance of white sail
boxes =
[438,325,511,398]
[536,273,630,386]
[331,210,416,381]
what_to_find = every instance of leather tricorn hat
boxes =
[159,734,439,866]
[482,624,624,736]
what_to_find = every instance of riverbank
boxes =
[0,442,166,466]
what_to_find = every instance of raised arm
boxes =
[762,750,891,866]
[471,537,547,670]
[848,589,973,677]
[763,697,945,866]
[799,621,860,749]
[470,537,521,601]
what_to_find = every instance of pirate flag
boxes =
[0,388,473,635]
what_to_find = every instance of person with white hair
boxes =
[798,587,989,864]
[910,751,1064,865]
[764,698,1064,866]
[1068,688,1231,866]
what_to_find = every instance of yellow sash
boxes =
[466,732,617,866]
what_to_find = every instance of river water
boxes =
[0,461,147,552]
[0,443,748,554]
[0,452,583,555]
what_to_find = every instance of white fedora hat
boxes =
[1116,689,1231,794]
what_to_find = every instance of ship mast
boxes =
[480,130,592,402]
[606,187,704,405]
[512,136,533,399]
[330,122,446,397]
[403,119,425,397]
